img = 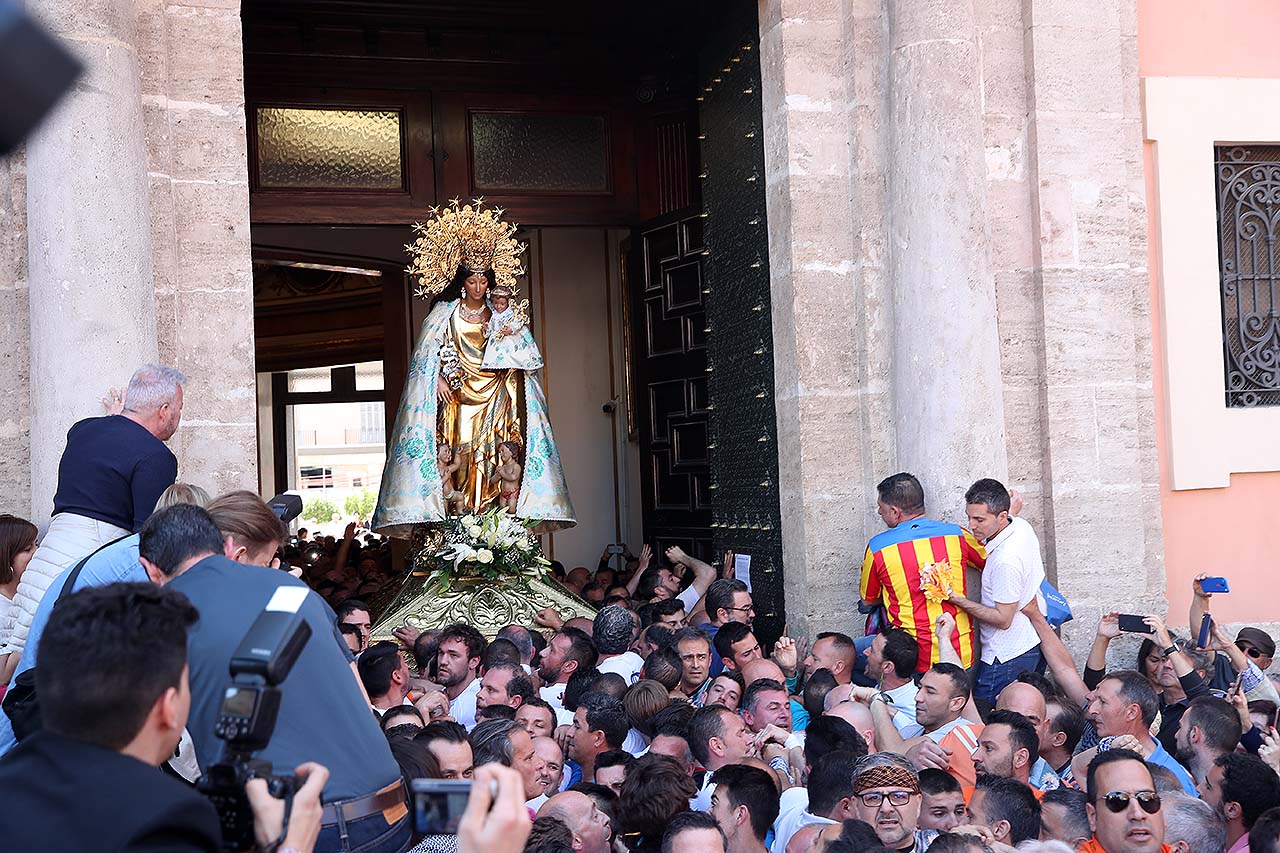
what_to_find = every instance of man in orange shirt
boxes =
[864,663,983,788]
[1078,751,1171,853]
[860,473,986,672]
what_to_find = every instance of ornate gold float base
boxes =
[368,526,597,641]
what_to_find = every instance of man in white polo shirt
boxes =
[948,478,1046,705]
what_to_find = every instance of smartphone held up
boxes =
[1199,576,1230,594]
[1117,614,1153,635]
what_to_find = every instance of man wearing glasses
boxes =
[700,578,754,677]
[849,753,937,853]
[1079,750,1169,853]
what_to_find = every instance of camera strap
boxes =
[261,785,296,853]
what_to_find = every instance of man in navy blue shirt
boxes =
[0,364,185,681]
[154,500,409,853]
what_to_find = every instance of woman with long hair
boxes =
[0,515,38,658]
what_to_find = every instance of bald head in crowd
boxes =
[739,658,786,688]
[996,681,1051,758]
[538,791,611,853]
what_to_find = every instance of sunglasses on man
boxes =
[1100,790,1161,814]
[1236,642,1266,659]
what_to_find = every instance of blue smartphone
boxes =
[1198,614,1212,649]
[1200,577,1230,594]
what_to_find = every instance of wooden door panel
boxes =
[629,208,714,563]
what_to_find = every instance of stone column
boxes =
[1021,0,1163,646]
[887,0,1008,516]
[25,0,159,523]
[137,0,258,497]
[0,156,31,511]
[759,0,893,638]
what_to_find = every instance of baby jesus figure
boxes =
[489,441,523,514]
[482,285,544,371]
[437,444,465,515]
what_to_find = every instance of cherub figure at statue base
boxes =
[437,444,466,515]
[490,441,523,514]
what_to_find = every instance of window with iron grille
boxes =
[1215,145,1280,407]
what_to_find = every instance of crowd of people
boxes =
[0,365,1279,853]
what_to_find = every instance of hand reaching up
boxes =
[393,625,422,649]
[771,635,798,676]
[1260,727,1280,775]
[1096,612,1121,640]
[101,387,125,416]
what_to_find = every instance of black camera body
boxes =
[200,753,297,849]
[198,607,312,850]
[268,493,304,574]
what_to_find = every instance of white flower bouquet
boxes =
[431,505,549,586]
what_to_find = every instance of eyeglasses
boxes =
[1236,643,1265,659]
[727,605,755,614]
[855,790,915,807]
[1101,791,1161,814]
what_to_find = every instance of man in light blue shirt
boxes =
[0,534,143,756]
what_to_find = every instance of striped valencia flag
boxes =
[860,518,987,672]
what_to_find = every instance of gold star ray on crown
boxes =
[405,198,527,301]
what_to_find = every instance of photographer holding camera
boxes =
[0,581,326,851]
[162,496,407,853]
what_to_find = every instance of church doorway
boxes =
[241,0,783,635]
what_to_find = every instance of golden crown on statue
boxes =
[406,198,527,300]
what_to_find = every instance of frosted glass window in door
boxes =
[256,107,403,190]
[470,111,609,193]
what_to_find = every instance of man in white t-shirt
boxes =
[537,626,599,715]
[437,623,485,729]
[593,605,644,683]
[949,478,1046,705]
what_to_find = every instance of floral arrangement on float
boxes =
[430,506,549,587]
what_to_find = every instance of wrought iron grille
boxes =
[1216,145,1280,407]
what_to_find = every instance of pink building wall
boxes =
[1141,0,1280,623]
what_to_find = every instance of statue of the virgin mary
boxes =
[373,200,575,537]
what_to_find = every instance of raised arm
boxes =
[868,692,910,754]
[624,544,652,597]
[1190,573,1212,651]
[333,521,358,579]
[667,546,715,599]
[1022,597,1090,708]
[935,613,981,723]
[1085,613,1120,681]
[1145,615,1196,680]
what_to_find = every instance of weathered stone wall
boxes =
[0,156,31,514]
[759,0,893,638]
[25,0,161,525]
[137,0,257,498]
[760,0,1163,647]
[1016,0,1164,649]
